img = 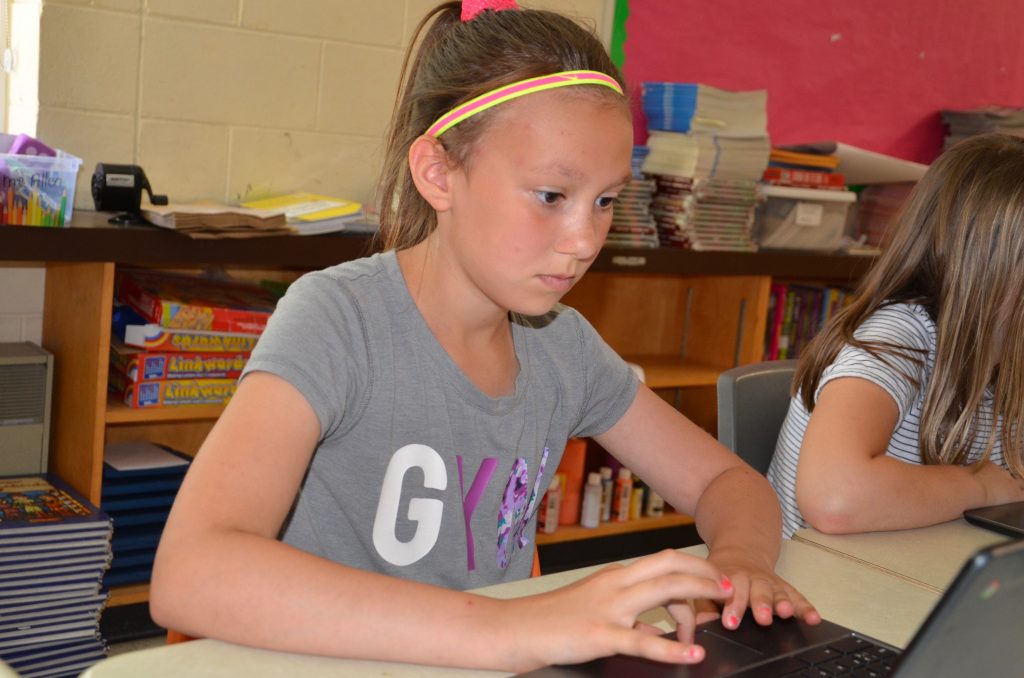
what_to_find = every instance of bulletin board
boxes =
[619,0,1024,163]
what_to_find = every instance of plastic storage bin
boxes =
[1,151,83,227]
[755,185,856,251]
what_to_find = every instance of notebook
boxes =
[519,538,1024,677]
[963,501,1024,537]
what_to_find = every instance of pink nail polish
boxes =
[688,645,701,659]
[720,575,733,591]
[726,614,738,628]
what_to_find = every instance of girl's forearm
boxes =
[693,465,782,568]
[796,456,982,533]
[150,530,533,671]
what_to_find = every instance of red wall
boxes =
[624,0,1024,163]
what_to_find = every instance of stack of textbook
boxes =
[101,442,190,588]
[109,269,279,408]
[606,146,659,249]
[640,82,770,251]
[941,105,1024,151]
[0,476,112,677]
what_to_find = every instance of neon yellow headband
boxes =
[425,70,624,138]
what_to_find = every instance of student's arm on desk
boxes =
[594,386,820,636]
[796,377,1024,533]
[150,373,734,673]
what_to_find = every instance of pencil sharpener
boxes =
[91,163,168,224]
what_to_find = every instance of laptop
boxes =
[964,501,1024,538]
[519,538,1024,677]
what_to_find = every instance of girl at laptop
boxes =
[150,1,819,672]
[768,133,1024,539]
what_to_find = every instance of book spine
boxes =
[777,288,796,360]
[762,167,846,188]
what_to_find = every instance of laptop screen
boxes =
[892,538,1024,677]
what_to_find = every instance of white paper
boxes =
[780,141,929,184]
[104,441,189,470]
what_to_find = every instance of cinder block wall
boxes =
[1,0,608,343]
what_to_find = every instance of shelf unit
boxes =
[2,213,874,604]
[535,511,694,546]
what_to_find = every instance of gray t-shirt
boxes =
[242,251,638,589]
[767,302,1005,538]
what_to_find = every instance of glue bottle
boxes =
[580,472,602,529]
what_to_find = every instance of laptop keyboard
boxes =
[734,635,899,677]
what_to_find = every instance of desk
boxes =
[82,540,939,678]
[793,519,1007,593]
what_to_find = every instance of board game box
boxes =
[110,338,249,381]
[116,269,279,334]
[111,373,238,409]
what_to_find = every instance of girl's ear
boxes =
[408,135,453,212]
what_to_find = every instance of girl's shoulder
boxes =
[857,301,935,345]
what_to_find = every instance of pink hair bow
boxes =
[461,0,519,22]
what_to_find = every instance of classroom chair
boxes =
[716,360,798,475]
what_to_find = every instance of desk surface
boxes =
[793,518,1007,593]
[82,540,939,678]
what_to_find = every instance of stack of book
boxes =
[940,106,1024,151]
[648,176,760,252]
[240,192,377,235]
[606,146,659,249]
[640,82,770,252]
[764,282,853,361]
[101,442,190,588]
[854,182,916,248]
[0,475,112,677]
[763,147,845,190]
[641,82,767,138]
[109,269,279,408]
[141,202,292,238]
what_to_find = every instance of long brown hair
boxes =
[796,134,1024,476]
[375,2,626,252]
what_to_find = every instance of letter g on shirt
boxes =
[372,444,447,566]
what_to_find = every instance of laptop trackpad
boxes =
[683,630,764,677]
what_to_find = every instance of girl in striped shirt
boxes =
[768,133,1024,538]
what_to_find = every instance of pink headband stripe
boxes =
[425,70,624,138]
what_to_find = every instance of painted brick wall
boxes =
[2,0,607,341]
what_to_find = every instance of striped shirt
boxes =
[766,303,1005,538]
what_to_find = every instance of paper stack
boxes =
[649,176,760,252]
[101,442,190,588]
[0,475,112,677]
[641,82,767,138]
[640,82,770,251]
[240,192,377,235]
[941,106,1024,151]
[606,146,659,249]
[141,201,292,238]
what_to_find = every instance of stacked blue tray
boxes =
[101,443,190,589]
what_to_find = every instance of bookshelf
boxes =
[2,213,873,603]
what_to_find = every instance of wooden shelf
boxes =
[2,213,874,284]
[623,356,722,389]
[108,583,150,607]
[535,512,694,545]
[106,398,225,424]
